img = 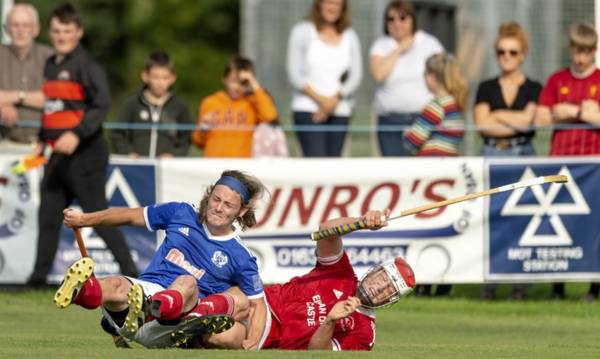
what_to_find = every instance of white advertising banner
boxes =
[159,157,487,284]
[0,155,40,283]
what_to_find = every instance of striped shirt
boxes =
[403,95,464,156]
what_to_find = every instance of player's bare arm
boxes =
[242,297,267,350]
[308,296,361,350]
[63,207,146,228]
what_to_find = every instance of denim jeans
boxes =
[377,113,420,156]
[480,142,535,156]
[293,111,349,157]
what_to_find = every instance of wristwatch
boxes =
[17,90,25,105]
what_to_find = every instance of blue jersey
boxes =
[139,202,264,299]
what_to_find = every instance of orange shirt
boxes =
[192,89,277,157]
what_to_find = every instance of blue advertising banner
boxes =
[48,162,157,283]
[487,159,600,280]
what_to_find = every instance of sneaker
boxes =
[53,257,95,309]
[123,284,145,335]
[171,315,234,347]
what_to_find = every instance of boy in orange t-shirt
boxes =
[192,56,277,157]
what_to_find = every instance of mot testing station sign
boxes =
[487,158,600,281]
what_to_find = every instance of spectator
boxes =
[535,23,600,301]
[370,0,443,156]
[27,3,137,286]
[287,0,362,157]
[403,52,466,297]
[403,53,466,156]
[0,3,52,154]
[474,22,542,301]
[111,51,192,158]
[191,55,277,157]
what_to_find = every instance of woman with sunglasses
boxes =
[369,0,443,156]
[474,22,542,159]
[474,22,542,301]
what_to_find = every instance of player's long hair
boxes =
[199,170,267,231]
[425,52,468,111]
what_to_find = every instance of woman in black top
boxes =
[474,22,541,301]
[474,22,542,156]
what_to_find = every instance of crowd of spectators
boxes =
[1,0,599,301]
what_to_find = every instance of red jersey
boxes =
[262,252,376,351]
[538,68,600,155]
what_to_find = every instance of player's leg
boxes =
[149,274,199,321]
[187,286,249,321]
[201,321,247,349]
[54,258,132,310]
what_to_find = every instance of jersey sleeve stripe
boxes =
[247,292,265,300]
[317,249,344,266]
[143,206,154,232]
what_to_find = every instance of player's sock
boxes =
[105,307,129,328]
[150,290,184,321]
[74,275,102,309]
[188,293,234,317]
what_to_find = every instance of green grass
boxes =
[1,284,598,358]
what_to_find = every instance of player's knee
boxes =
[99,276,130,304]
[172,275,198,296]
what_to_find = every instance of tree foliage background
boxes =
[26,0,240,116]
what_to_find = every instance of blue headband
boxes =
[216,176,250,204]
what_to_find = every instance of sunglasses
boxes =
[496,49,520,57]
[387,15,408,23]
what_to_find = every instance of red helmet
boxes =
[357,257,416,309]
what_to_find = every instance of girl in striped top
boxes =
[403,53,467,156]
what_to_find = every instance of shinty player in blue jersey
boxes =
[54,170,268,349]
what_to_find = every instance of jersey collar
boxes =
[202,223,241,241]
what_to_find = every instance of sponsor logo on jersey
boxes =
[165,248,206,279]
[211,250,228,268]
[306,294,327,327]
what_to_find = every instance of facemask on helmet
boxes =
[357,257,416,309]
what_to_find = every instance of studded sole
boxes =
[123,284,144,335]
[53,257,95,309]
[171,315,235,347]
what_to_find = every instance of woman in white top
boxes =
[287,0,362,157]
[369,0,443,156]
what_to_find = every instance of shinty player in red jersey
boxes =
[171,208,416,351]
